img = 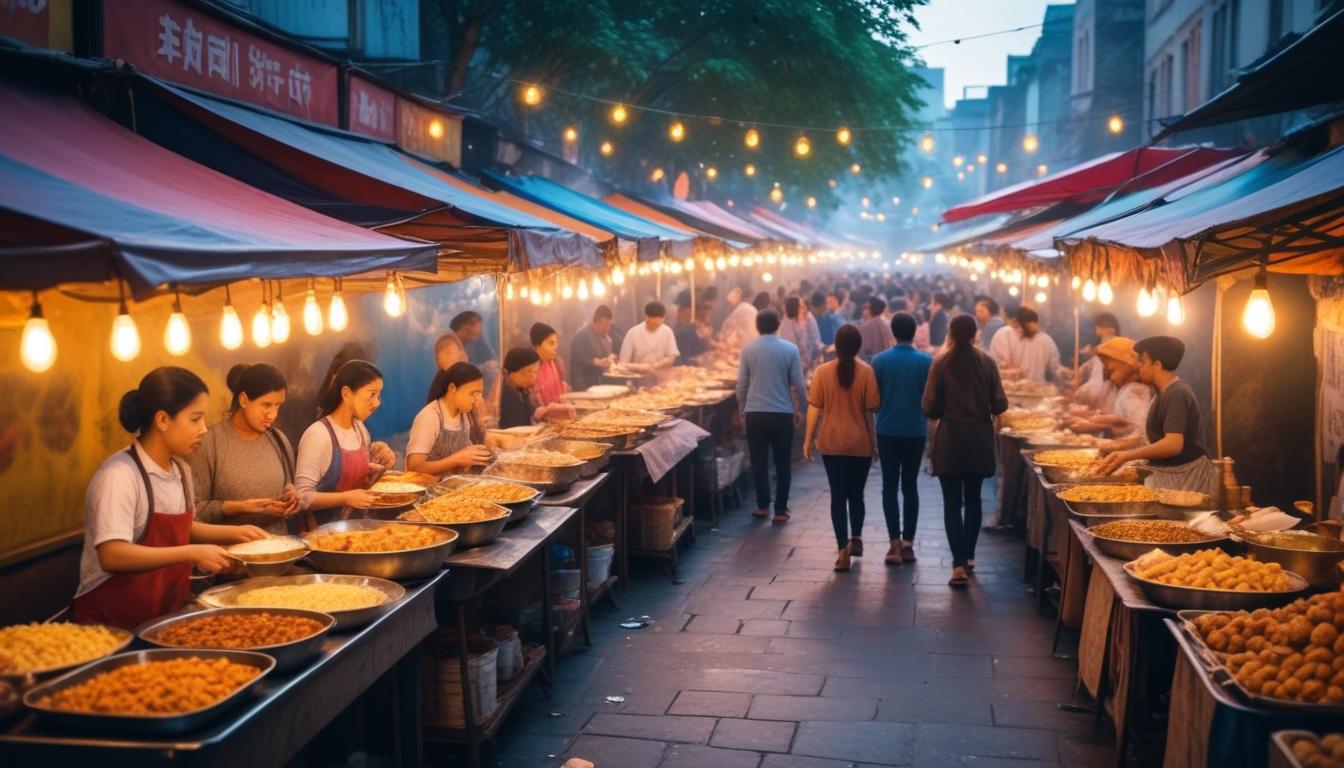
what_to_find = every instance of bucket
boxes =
[422,633,498,728]
[551,568,582,601]
[586,544,615,590]
[492,626,522,681]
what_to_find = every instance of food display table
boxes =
[610,419,708,583]
[0,570,446,767]
[995,431,1031,529]
[538,474,615,644]
[690,391,740,528]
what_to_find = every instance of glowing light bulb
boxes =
[921,176,932,189]
[770,187,783,203]
[521,84,542,106]
[427,119,444,139]
[650,166,664,181]
[505,282,516,300]
[807,196,817,208]
[1167,296,1185,325]
[744,162,756,177]
[1107,114,1124,134]
[1034,291,1047,304]
[976,154,987,165]
[164,303,191,356]
[271,298,290,343]
[891,196,901,206]
[794,136,811,157]
[219,303,244,350]
[762,272,774,283]
[1070,275,1081,290]
[850,163,862,174]
[563,126,578,143]
[610,104,628,124]
[952,155,964,167]
[611,268,626,286]
[303,289,323,335]
[744,128,759,148]
[20,298,55,372]
[1136,288,1156,317]
[543,291,554,306]
[561,281,574,300]
[328,292,349,332]
[716,256,727,270]
[1022,134,1039,153]
[1242,271,1276,339]
[110,306,141,362]
[251,304,272,348]
[919,134,934,152]
[383,274,404,318]
[668,121,685,142]
[1082,279,1097,302]
[600,140,614,157]
[1098,280,1114,305]
[592,277,606,297]
[1037,164,1049,176]
[706,166,718,180]
[996,162,1007,174]
[861,197,870,208]
[1008,285,1019,297]
[577,279,589,301]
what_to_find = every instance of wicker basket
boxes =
[422,632,498,728]
[633,496,683,550]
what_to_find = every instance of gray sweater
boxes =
[187,419,296,533]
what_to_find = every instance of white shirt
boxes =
[1014,331,1061,382]
[619,322,680,365]
[406,401,465,456]
[1112,381,1154,433]
[988,325,1020,367]
[295,418,370,507]
[720,301,758,347]
[1076,356,1111,408]
[77,442,192,598]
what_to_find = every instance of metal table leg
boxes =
[455,602,479,768]
[578,502,591,648]
[541,544,556,681]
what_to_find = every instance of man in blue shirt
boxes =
[871,312,932,564]
[737,309,807,525]
[814,291,842,352]
[928,292,950,348]
[975,296,1004,352]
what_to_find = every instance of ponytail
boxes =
[427,362,484,404]
[833,324,861,389]
[119,367,208,435]
[318,360,382,418]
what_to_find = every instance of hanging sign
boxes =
[0,0,70,51]
[348,73,396,141]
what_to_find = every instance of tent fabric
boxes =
[0,80,437,298]
[642,198,773,244]
[1152,9,1344,141]
[603,194,745,247]
[914,214,1017,253]
[941,146,1240,223]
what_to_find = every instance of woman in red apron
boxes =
[406,362,491,477]
[294,360,394,529]
[71,367,267,629]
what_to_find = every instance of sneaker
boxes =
[848,537,863,557]
[834,548,852,571]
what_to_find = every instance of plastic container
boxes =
[492,626,522,682]
[550,568,582,601]
[421,633,498,728]
[586,544,615,590]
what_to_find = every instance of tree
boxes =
[439,0,929,211]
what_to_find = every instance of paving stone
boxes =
[992,701,1095,732]
[669,690,754,718]
[792,720,917,764]
[912,723,1059,768]
[685,599,791,619]
[760,756,889,768]
[748,693,878,722]
[930,653,994,679]
[692,667,826,696]
[585,713,717,744]
[565,734,668,768]
[659,743,764,768]
[785,620,845,639]
[685,616,744,635]
[993,655,1078,679]
[873,682,995,726]
[740,619,792,636]
[711,717,797,753]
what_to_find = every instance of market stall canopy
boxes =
[1151,8,1344,142]
[0,79,437,299]
[940,146,1240,223]
[914,213,1017,253]
[132,77,598,274]
[633,197,771,245]
[604,194,747,248]
[682,200,778,243]
[751,208,850,251]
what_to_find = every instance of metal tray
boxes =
[1270,731,1328,768]
[433,475,539,525]
[1243,531,1344,590]
[0,624,134,689]
[557,426,643,450]
[136,606,334,673]
[301,519,457,580]
[22,648,274,735]
[197,573,405,631]
[534,438,612,478]
[1085,528,1230,561]
[484,453,583,492]
[399,501,510,547]
[1123,561,1309,610]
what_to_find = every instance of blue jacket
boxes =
[872,343,933,437]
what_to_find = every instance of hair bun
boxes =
[225,363,249,394]
[117,390,143,433]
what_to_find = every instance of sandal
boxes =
[900,542,915,562]
[884,541,903,565]
[848,537,863,557]
[834,548,852,571]
[772,512,791,525]
[753,508,769,519]
[948,568,969,588]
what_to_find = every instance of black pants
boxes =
[877,435,925,541]
[745,412,793,513]
[939,474,985,568]
[822,455,872,549]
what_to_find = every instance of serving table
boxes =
[609,418,708,583]
[538,473,614,645]
[0,570,446,767]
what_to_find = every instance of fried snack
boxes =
[233,583,386,612]
[560,425,635,439]
[1058,485,1159,503]
[1155,489,1208,508]
[448,481,536,504]
[409,496,508,523]
[1033,449,1099,468]
[309,524,440,553]
[1191,592,1344,706]
[1290,733,1344,768]
[369,480,428,494]
[1135,549,1295,591]
[498,449,584,467]
[0,623,125,675]
[153,612,324,649]
[37,657,260,715]
[1089,519,1218,544]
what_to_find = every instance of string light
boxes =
[762,272,774,283]
[1034,291,1047,304]
[1136,286,1157,317]
[1022,134,1039,153]
[828,179,837,188]
[610,267,626,286]
[965,164,975,173]
[705,166,718,180]
[770,187,783,203]
[1070,275,1081,290]
[919,134,934,152]
[807,196,817,208]
[563,126,578,143]
[836,126,851,145]
[164,289,191,356]
[521,84,542,106]
[650,166,664,181]
[600,140,615,157]
[383,273,405,318]
[921,176,932,189]
[577,278,589,301]
[1243,266,1276,339]
[668,121,685,142]
[110,281,141,362]
[976,154,987,165]
[891,196,901,205]
[861,197,870,208]
[1008,285,1019,297]
[303,281,323,335]
[794,136,811,157]
[19,291,56,372]
[850,163,862,174]
[219,285,244,350]
[1036,163,1048,176]
[1107,115,1124,134]
[996,162,1007,173]
[952,155,964,167]
[1098,279,1114,305]
[328,279,349,332]
[270,283,290,343]
[610,103,628,124]
[957,172,965,181]
[561,279,574,300]
[1167,296,1185,325]
[1082,278,1098,302]
[252,300,272,348]
[744,128,760,148]
[743,162,756,177]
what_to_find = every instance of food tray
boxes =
[22,648,275,735]
[301,519,457,580]
[198,573,405,631]
[1177,612,1344,716]
[485,425,547,451]
[136,606,334,672]
[1123,562,1309,611]
[400,501,510,547]
[1084,528,1230,561]
[534,438,612,478]
[0,625,134,688]
[1243,531,1344,590]
[488,452,584,489]
[236,549,308,578]
[378,470,439,488]
[434,475,539,525]
[557,425,643,450]
[1039,463,1138,486]
[1270,731,1336,768]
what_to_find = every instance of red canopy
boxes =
[941,146,1240,223]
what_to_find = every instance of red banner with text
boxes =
[347,74,396,141]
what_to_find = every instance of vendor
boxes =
[188,363,298,534]
[1097,336,1214,492]
[531,322,569,406]
[71,367,266,629]
[570,305,615,391]
[295,360,395,527]
[993,307,1060,383]
[619,301,680,369]
[1067,337,1152,437]
[674,290,711,364]
[406,362,492,476]
[1073,313,1120,409]
[499,347,574,429]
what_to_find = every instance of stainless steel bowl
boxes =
[1122,561,1309,610]
[136,606,334,672]
[491,453,585,486]
[1243,531,1344,590]
[0,625,134,690]
[301,519,457,580]
[1086,530,1231,561]
[434,476,539,524]
[197,573,405,631]
[1039,463,1138,486]
[535,438,612,479]
[236,550,308,578]
[22,648,275,735]
[400,501,510,548]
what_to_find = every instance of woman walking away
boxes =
[922,314,1008,588]
[804,324,880,571]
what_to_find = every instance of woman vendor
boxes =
[295,360,396,527]
[71,367,267,629]
[189,363,299,534]
[1066,337,1152,438]
[498,347,574,429]
[406,362,493,476]
[531,322,569,406]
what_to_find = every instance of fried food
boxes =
[233,583,386,612]
[560,425,635,439]
[36,657,260,715]
[1033,449,1099,468]
[152,612,325,649]
[407,496,508,523]
[309,524,441,553]
[1154,489,1208,508]
[0,623,125,675]
[369,480,428,494]
[1290,733,1344,767]
[1133,549,1295,591]
[1191,592,1344,706]
[1089,519,1218,544]
[498,449,584,467]
[448,481,536,504]
[1058,485,1159,503]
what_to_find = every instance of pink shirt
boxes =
[534,359,567,406]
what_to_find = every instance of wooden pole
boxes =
[1213,282,1224,459]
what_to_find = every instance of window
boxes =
[1160,54,1175,118]
[1183,26,1201,111]
[1210,4,1230,93]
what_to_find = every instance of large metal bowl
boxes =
[535,437,612,478]
[22,648,274,735]
[1084,528,1231,561]
[136,606,334,672]
[197,573,405,631]
[0,624,134,689]
[1122,561,1309,610]
[434,476,540,525]
[1039,463,1139,486]
[301,519,457,580]
[1243,531,1344,590]
[399,500,510,548]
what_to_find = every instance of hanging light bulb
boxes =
[1098,279,1114,306]
[219,286,244,351]
[836,126,851,145]
[328,280,349,332]
[1034,291,1048,304]
[762,272,774,283]
[109,282,141,362]
[1008,285,1019,297]
[600,140,615,157]
[610,103,628,124]
[505,281,516,300]
[303,282,323,335]
[716,256,728,270]
[1070,275,1082,291]
[705,166,718,180]
[164,289,191,356]
[270,284,290,343]
[1022,134,1039,153]
[996,162,1008,174]
[530,287,542,306]
[520,285,529,299]
[807,196,817,208]
[1107,114,1124,134]
[1242,267,1276,339]
[543,290,554,306]
[252,301,272,348]
[919,133,934,152]
[577,279,590,301]
[1082,278,1098,302]
[19,292,56,372]
[1136,287,1157,317]
[921,176,932,189]
[610,267,626,286]
[668,121,685,142]
[770,187,783,203]
[383,272,404,318]
[560,279,574,300]
[563,126,579,143]
[794,136,811,157]
[592,276,606,297]
[1167,295,1185,325]
[850,163,862,175]
[743,162,756,177]
[521,84,542,106]
[744,128,760,148]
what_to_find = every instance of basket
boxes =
[634,496,684,550]
[492,626,522,682]
[422,633,498,728]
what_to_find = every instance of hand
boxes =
[802,441,814,462]
[230,525,269,543]
[279,485,302,516]
[231,498,291,516]
[452,444,494,468]
[793,412,804,428]
[1095,452,1127,476]
[187,544,235,574]
[1097,440,1120,456]
[343,489,378,509]
[594,357,612,369]
[369,442,396,468]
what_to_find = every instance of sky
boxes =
[904,0,1064,110]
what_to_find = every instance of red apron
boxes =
[71,447,194,629]
[307,417,371,528]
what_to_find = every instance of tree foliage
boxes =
[440,0,929,211]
